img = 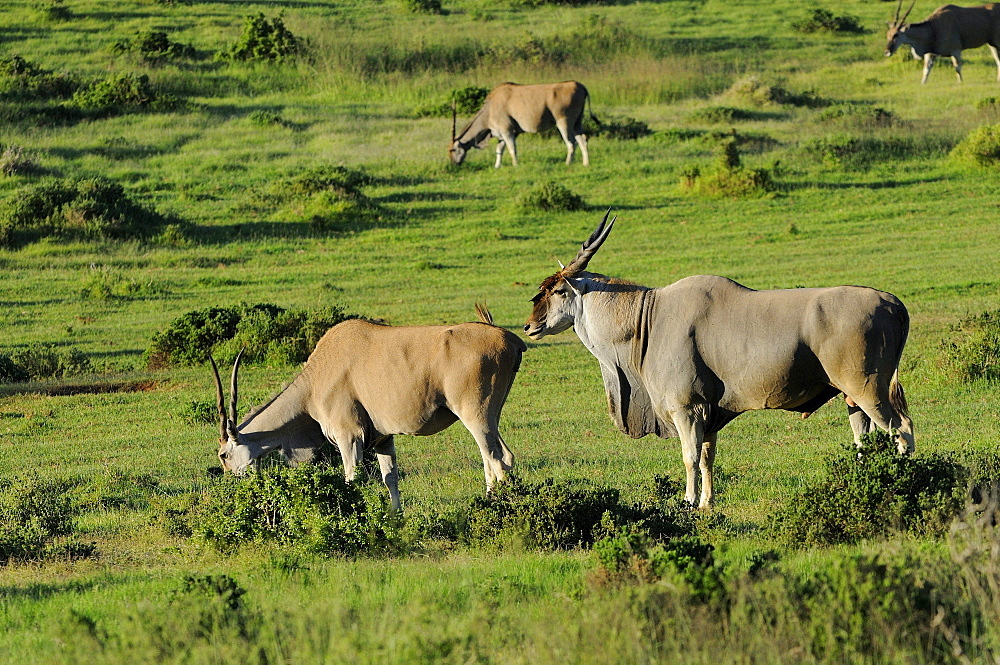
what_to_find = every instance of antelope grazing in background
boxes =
[449,81,597,167]
[885,1,1000,83]
[211,306,525,511]
[523,211,914,510]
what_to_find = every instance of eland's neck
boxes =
[574,279,650,363]
[237,371,316,454]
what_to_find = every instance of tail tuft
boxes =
[475,302,493,325]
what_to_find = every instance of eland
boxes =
[523,211,914,509]
[449,81,596,167]
[885,1,1000,83]
[211,306,525,511]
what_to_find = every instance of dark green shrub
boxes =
[111,30,197,63]
[183,464,399,556]
[79,266,166,301]
[402,0,442,14]
[0,475,89,564]
[588,115,652,140]
[286,165,376,197]
[144,302,355,368]
[771,430,967,545]
[0,55,79,100]
[792,8,865,34]
[4,343,91,380]
[247,109,286,127]
[463,476,695,550]
[816,102,895,128]
[180,399,217,426]
[804,133,949,170]
[72,73,181,113]
[221,13,303,63]
[975,96,1000,111]
[593,528,725,602]
[688,106,754,124]
[518,181,585,212]
[0,176,172,248]
[941,309,1000,382]
[680,139,777,199]
[413,85,489,118]
[0,353,29,383]
[951,124,1000,166]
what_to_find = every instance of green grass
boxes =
[2,0,1000,661]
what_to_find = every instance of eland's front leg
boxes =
[672,411,707,508]
[373,436,400,512]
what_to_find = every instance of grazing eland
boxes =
[885,1,1000,83]
[449,81,596,168]
[211,305,525,511]
[523,211,914,509]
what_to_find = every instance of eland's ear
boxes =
[567,277,584,296]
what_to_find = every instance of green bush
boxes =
[792,8,865,34]
[402,0,442,14]
[0,176,173,248]
[183,464,400,556]
[680,140,777,199]
[69,468,160,511]
[941,309,1000,382]
[144,302,355,368]
[771,430,967,545]
[72,73,181,113]
[413,85,489,118]
[463,476,695,550]
[588,115,652,140]
[725,76,827,108]
[247,109,286,127]
[111,30,196,63]
[79,266,166,301]
[0,55,79,100]
[518,181,585,212]
[221,13,303,62]
[0,475,94,564]
[34,0,72,21]
[801,133,946,170]
[816,102,895,128]
[688,106,755,124]
[0,343,91,381]
[951,124,1000,166]
[593,528,725,602]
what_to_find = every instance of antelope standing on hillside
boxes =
[885,1,1000,83]
[211,306,525,511]
[449,81,597,167]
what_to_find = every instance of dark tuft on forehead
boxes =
[532,271,569,301]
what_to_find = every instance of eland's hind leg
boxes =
[844,375,913,455]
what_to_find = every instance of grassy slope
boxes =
[1,0,1000,660]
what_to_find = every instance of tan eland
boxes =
[211,306,525,511]
[449,81,596,167]
[523,211,914,510]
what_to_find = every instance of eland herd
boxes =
[207,1,1000,510]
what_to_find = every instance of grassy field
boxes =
[2,0,1000,662]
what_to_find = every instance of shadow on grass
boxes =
[784,176,946,190]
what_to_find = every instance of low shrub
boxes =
[951,124,1000,166]
[144,302,355,368]
[462,476,695,550]
[247,109,286,127]
[402,0,442,14]
[680,139,777,199]
[792,8,865,34]
[816,102,895,128]
[725,76,827,108]
[0,176,173,248]
[801,133,947,170]
[0,55,79,101]
[72,72,183,114]
[35,0,72,21]
[587,115,652,140]
[593,528,725,602]
[79,266,166,301]
[69,468,160,511]
[941,309,1000,382]
[518,181,585,212]
[0,343,91,382]
[413,85,489,118]
[975,96,1000,111]
[221,13,303,62]
[688,106,755,124]
[0,475,94,564]
[111,30,197,63]
[771,430,967,545]
[182,464,400,556]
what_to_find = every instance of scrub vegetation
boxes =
[1,0,1000,662]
